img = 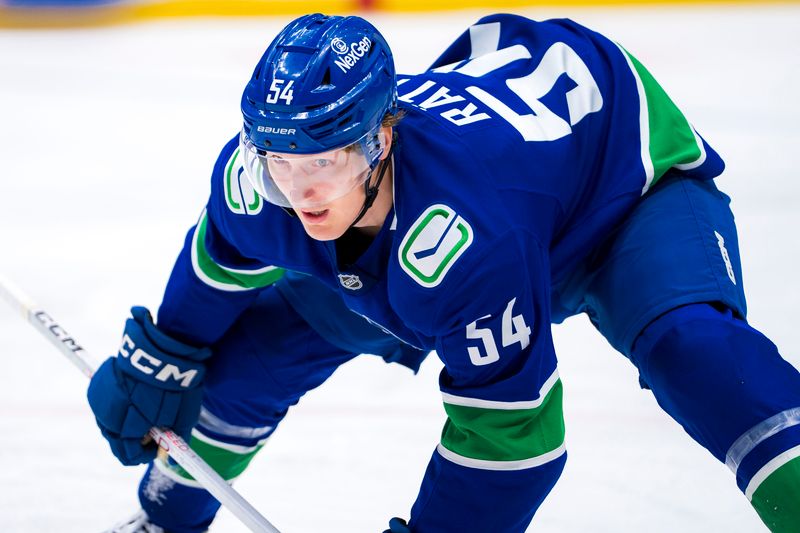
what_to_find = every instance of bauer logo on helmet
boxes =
[257,126,296,136]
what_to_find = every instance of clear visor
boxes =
[239,130,384,210]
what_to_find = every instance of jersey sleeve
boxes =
[406,232,566,532]
[156,135,285,346]
[612,41,725,192]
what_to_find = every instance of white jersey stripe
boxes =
[436,441,566,471]
[614,41,654,195]
[745,443,800,501]
[441,369,559,410]
[726,406,800,474]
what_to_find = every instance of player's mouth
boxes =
[300,209,330,223]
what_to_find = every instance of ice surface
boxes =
[0,5,798,532]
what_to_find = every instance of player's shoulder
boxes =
[208,133,267,218]
[204,133,307,262]
[429,13,620,69]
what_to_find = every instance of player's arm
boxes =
[156,134,285,346]
[401,233,566,532]
[87,135,283,465]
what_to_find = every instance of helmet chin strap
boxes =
[349,134,395,229]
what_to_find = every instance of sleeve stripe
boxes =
[191,427,266,455]
[190,209,284,292]
[615,42,707,194]
[441,377,565,463]
[441,368,560,410]
[673,126,707,171]
[727,406,800,475]
[436,441,566,471]
[745,444,800,501]
[197,406,274,441]
[162,428,268,483]
[615,41,654,194]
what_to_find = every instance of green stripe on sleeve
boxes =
[191,210,285,291]
[621,47,705,191]
[168,431,265,482]
[749,449,800,532]
[440,378,565,465]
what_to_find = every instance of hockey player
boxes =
[89,13,800,533]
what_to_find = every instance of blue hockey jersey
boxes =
[156,14,724,532]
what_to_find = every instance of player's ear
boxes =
[378,126,393,161]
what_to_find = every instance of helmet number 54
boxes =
[266,79,295,105]
[466,297,532,366]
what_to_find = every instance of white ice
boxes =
[0,4,799,532]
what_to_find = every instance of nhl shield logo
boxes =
[338,273,363,290]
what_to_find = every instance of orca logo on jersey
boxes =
[118,334,198,388]
[224,148,263,216]
[399,204,473,288]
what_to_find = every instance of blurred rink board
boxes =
[1,0,798,28]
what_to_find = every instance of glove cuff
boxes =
[115,307,211,391]
[131,306,212,361]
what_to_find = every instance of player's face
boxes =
[289,126,393,241]
[240,126,392,240]
[265,148,367,210]
[240,128,390,214]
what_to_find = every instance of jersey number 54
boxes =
[466,297,532,366]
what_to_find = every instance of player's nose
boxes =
[291,186,320,204]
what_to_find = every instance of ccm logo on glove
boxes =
[118,334,198,388]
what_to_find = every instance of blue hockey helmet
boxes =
[240,14,397,157]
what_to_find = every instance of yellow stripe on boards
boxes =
[2,0,799,28]
[128,0,355,19]
[378,0,799,12]
[0,0,353,29]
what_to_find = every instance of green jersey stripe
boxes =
[673,126,707,171]
[441,369,559,410]
[166,430,267,482]
[440,378,565,463]
[436,441,566,471]
[191,210,285,292]
[615,43,704,194]
[191,427,264,455]
[745,443,800,501]
[750,453,800,530]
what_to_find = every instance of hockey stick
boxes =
[0,273,281,533]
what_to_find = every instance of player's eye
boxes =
[313,158,332,168]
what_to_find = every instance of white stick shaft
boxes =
[0,273,281,533]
